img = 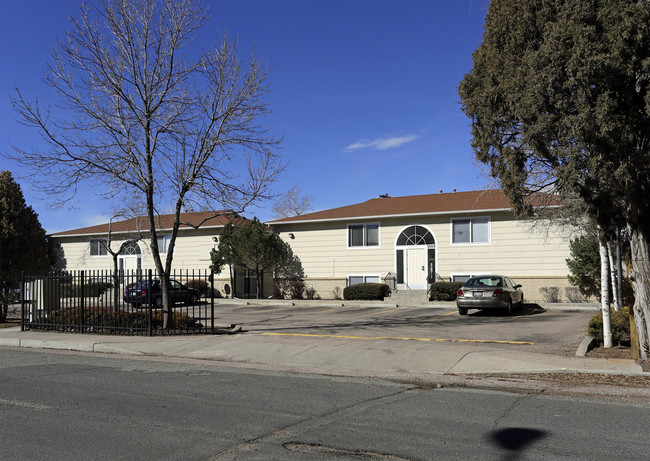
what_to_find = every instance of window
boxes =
[451,273,488,283]
[348,275,381,286]
[452,275,471,283]
[90,239,108,256]
[348,223,379,248]
[157,235,171,254]
[120,240,141,256]
[451,217,490,244]
[396,225,434,246]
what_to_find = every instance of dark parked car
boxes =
[123,279,199,308]
[456,275,523,315]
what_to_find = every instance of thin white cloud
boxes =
[344,134,420,152]
[81,214,112,227]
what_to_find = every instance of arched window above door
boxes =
[396,226,434,246]
[120,241,141,255]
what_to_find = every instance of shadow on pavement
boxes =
[468,304,547,317]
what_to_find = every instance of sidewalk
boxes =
[0,323,644,379]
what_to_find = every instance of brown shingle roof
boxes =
[51,211,249,237]
[267,190,517,224]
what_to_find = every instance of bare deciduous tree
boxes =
[8,0,283,328]
[272,184,313,219]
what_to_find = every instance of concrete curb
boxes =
[575,335,595,357]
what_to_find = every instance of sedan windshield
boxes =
[465,277,502,288]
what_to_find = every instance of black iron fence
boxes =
[21,269,221,335]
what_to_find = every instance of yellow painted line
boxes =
[261,332,534,345]
[362,306,409,316]
[432,311,457,318]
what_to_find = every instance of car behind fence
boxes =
[21,269,222,335]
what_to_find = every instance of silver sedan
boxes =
[456,275,524,315]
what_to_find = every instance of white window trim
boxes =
[346,222,381,249]
[450,216,491,246]
[89,238,108,257]
[347,274,382,286]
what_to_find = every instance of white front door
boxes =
[406,248,426,288]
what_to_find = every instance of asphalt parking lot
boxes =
[208,303,595,357]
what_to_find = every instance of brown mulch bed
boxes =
[0,319,20,329]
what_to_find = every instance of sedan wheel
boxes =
[189,294,199,305]
[458,307,468,315]
[154,297,163,309]
[506,300,513,316]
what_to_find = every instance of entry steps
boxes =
[388,289,429,305]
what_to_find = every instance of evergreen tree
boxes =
[566,233,601,298]
[459,0,650,359]
[211,219,290,299]
[0,171,49,321]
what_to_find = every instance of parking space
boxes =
[207,302,595,356]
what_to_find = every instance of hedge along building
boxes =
[267,189,575,302]
[48,211,273,299]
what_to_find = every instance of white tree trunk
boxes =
[600,239,613,348]
[607,241,620,311]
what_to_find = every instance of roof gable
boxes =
[51,211,249,237]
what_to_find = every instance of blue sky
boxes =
[0,0,490,233]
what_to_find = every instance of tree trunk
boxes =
[229,265,234,298]
[628,227,650,360]
[112,253,120,311]
[599,239,613,348]
[616,235,624,307]
[607,241,620,311]
[160,271,173,329]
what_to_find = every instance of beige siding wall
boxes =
[52,228,218,273]
[273,211,575,301]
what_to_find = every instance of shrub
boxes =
[429,282,464,301]
[565,287,586,303]
[83,282,111,297]
[539,287,560,303]
[186,279,208,296]
[588,306,631,346]
[343,283,389,300]
[60,282,111,297]
[31,305,201,330]
[274,279,305,299]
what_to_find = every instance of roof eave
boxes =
[50,223,231,238]
[266,207,520,225]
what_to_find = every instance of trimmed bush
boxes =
[274,279,305,299]
[588,306,631,346]
[186,279,208,296]
[343,283,389,301]
[539,287,561,303]
[429,282,464,301]
[84,282,112,297]
[60,282,111,297]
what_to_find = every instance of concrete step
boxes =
[389,289,429,302]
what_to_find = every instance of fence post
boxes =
[210,270,215,334]
[147,269,152,336]
[20,271,25,331]
[79,270,85,334]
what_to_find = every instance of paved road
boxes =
[200,303,594,356]
[1,348,648,461]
